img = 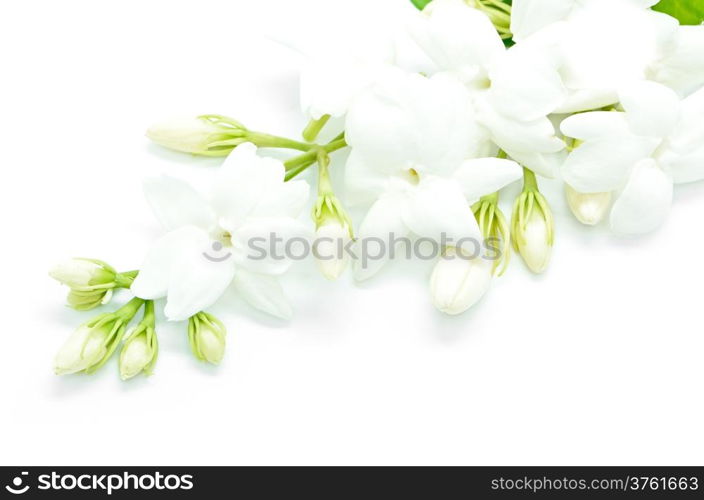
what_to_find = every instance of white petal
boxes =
[510,0,577,42]
[659,148,704,185]
[555,88,620,114]
[403,177,480,244]
[488,46,567,121]
[452,158,523,201]
[228,217,311,276]
[560,112,632,141]
[344,150,392,207]
[562,136,660,193]
[232,270,293,320]
[252,180,310,218]
[504,149,566,179]
[409,0,504,81]
[345,70,485,176]
[657,87,704,183]
[143,176,214,231]
[475,97,564,155]
[353,193,409,282]
[132,226,209,300]
[162,228,236,321]
[619,81,681,138]
[300,33,395,119]
[651,26,704,97]
[610,159,673,235]
[211,143,286,229]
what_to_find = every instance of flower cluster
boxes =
[50,0,704,379]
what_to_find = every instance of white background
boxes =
[1,0,702,466]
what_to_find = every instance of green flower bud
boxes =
[146,115,249,157]
[119,302,158,380]
[50,258,136,311]
[54,298,144,375]
[188,312,227,365]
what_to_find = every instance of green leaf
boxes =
[653,0,704,25]
[410,0,433,10]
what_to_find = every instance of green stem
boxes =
[143,300,156,325]
[246,132,312,152]
[116,297,145,322]
[284,137,348,181]
[302,115,330,143]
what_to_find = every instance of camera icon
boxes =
[5,472,29,495]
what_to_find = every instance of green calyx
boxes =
[53,258,139,311]
[510,169,555,252]
[119,300,158,379]
[197,115,311,156]
[311,151,354,237]
[188,312,227,365]
[472,191,511,276]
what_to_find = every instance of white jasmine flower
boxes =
[345,70,523,282]
[131,143,310,320]
[407,0,566,177]
[510,0,702,112]
[561,81,704,235]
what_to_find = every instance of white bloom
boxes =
[314,222,350,281]
[565,185,612,226]
[54,325,110,375]
[430,247,493,315]
[345,70,523,281]
[131,143,310,320]
[407,0,566,176]
[561,81,704,234]
[510,0,702,112]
